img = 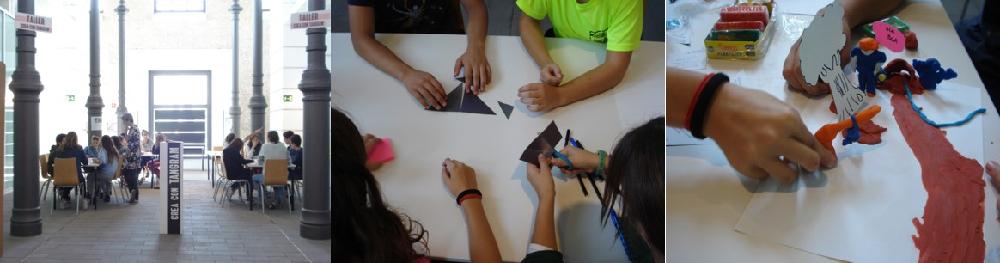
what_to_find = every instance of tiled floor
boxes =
[0,170,330,263]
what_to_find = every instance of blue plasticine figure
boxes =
[913,58,957,90]
[842,115,860,145]
[851,38,887,95]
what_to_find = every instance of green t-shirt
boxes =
[516,0,643,52]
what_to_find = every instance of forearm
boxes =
[530,195,558,250]
[841,0,902,28]
[519,16,555,67]
[463,0,488,52]
[461,199,502,262]
[352,36,414,80]
[665,67,704,128]
[558,60,628,106]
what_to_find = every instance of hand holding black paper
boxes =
[527,154,556,200]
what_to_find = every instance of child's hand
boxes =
[401,69,447,110]
[540,63,563,86]
[441,158,479,198]
[782,18,850,96]
[704,83,836,184]
[987,161,1000,224]
[552,145,600,174]
[454,48,492,95]
[527,154,556,200]
[518,83,564,112]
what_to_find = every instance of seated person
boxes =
[148,133,168,188]
[347,0,491,110]
[288,134,303,181]
[282,131,295,150]
[51,132,88,208]
[93,136,120,203]
[259,131,288,160]
[83,135,102,159]
[516,0,643,112]
[47,133,66,175]
[256,131,289,208]
[223,138,255,195]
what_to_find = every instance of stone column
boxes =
[115,0,127,133]
[9,0,43,237]
[249,0,265,140]
[298,0,330,240]
[230,0,242,135]
[86,0,104,138]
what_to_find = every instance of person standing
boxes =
[120,113,142,204]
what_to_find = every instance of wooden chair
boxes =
[39,154,52,201]
[51,157,82,215]
[259,159,291,214]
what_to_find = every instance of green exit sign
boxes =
[66,95,75,102]
[283,95,293,102]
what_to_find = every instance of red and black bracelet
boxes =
[684,72,729,139]
[456,189,483,205]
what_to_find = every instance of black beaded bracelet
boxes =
[455,189,483,205]
[689,73,729,139]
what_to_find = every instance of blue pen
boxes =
[570,136,632,259]
[609,210,632,260]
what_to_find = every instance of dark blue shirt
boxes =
[288,147,303,180]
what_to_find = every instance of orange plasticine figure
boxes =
[814,105,883,156]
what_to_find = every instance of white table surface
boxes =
[332,33,664,262]
[666,0,1000,262]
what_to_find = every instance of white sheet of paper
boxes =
[667,48,706,71]
[734,83,987,262]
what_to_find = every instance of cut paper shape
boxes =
[873,21,905,52]
[891,94,984,262]
[498,101,514,119]
[798,0,867,120]
[519,121,563,166]
[427,84,496,115]
[367,138,395,163]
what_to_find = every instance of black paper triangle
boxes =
[498,101,514,119]
[427,84,496,115]
[519,121,563,166]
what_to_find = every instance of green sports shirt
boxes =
[517,0,644,52]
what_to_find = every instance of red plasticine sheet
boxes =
[891,94,985,262]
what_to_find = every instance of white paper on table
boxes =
[734,83,986,262]
[667,48,706,71]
